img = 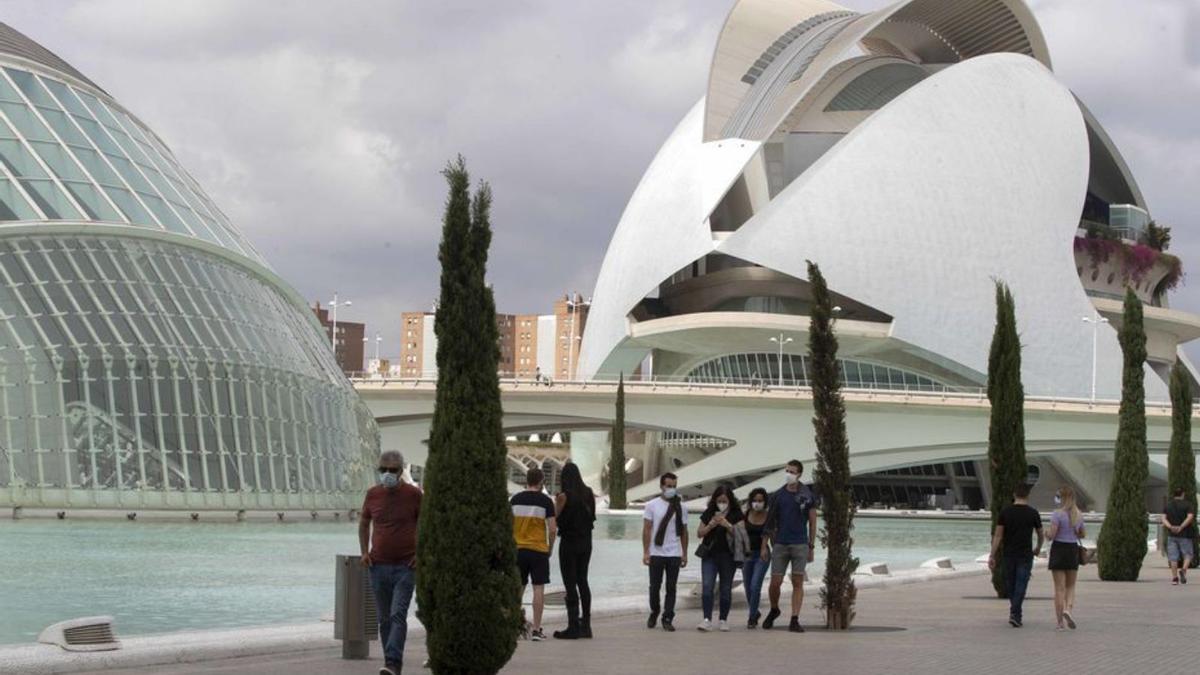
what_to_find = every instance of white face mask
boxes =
[663,487,677,500]
[716,501,729,513]
[751,502,765,512]
[786,473,800,485]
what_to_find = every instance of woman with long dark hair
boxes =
[553,462,596,639]
[742,487,770,628]
[696,484,747,631]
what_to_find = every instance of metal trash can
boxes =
[334,554,379,659]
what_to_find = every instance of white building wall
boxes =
[422,318,437,378]
[536,315,556,377]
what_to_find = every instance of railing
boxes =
[349,374,1187,408]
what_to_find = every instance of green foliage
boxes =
[1145,220,1172,252]
[987,282,1027,597]
[416,156,521,673]
[1167,361,1194,503]
[807,261,857,629]
[1097,288,1149,581]
[608,374,628,510]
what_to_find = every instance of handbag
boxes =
[694,539,712,559]
[1077,543,1088,566]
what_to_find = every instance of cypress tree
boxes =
[608,373,627,510]
[807,261,857,629]
[1097,288,1149,581]
[987,282,1027,597]
[416,157,521,673]
[1166,361,1195,566]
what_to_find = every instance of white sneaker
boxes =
[697,619,713,632]
[718,620,730,632]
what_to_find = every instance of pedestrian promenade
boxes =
[96,558,1193,675]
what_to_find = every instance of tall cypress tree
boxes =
[807,261,857,629]
[1165,361,1194,566]
[608,373,627,510]
[1098,288,1149,581]
[987,282,1027,597]
[416,157,521,673]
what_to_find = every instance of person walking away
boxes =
[359,450,422,675]
[553,462,596,639]
[696,485,748,632]
[742,488,770,628]
[643,473,688,632]
[1045,485,1085,630]
[511,467,557,641]
[1164,487,1196,585]
[987,482,1042,628]
[762,460,818,633]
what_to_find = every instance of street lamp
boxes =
[1082,314,1110,403]
[328,293,351,352]
[769,333,794,387]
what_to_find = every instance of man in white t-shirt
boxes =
[642,472,689,632]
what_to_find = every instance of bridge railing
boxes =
[349,373,1185,407]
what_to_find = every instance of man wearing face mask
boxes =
[359,450,422,675]
[643,472,688,632]
[762,459,818,633]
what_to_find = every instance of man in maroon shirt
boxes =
[360,450,421,675]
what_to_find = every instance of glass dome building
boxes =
[0,23,378,511]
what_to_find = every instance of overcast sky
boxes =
[4,0,1197,363]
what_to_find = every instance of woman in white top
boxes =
[1045,485,1085,631]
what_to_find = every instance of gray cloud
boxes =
[5,0,1197,365]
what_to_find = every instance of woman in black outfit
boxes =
[696,484,746,632]
[553,462,596,639]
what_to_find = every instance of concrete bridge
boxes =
[354,378,1198,507]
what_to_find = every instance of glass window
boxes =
[103,153,153,193]
[28,140,86,180]
[71,115,122,156]
[63,181,121,221]
[37,77,92,117]
[67,145,121,185]
[36,107,90,147]
[101,186,155,226]
[19,179,81,219]
[137,191,189,234]
[5,68,60,109]
[0,102,54,141]
[0,138,48,177]
[0,179,37,220]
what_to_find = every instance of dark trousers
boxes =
[1003,555,1033,621]
[369,563,415,668]
[701,551,735,621]
[559,537,593,623]
[648,555,681,621]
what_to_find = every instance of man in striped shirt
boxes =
[511,467,557,641]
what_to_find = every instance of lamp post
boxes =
[363,333,381,374]
[769,333,794,386]
[1082,314,1110,403]
[328,293,352,352]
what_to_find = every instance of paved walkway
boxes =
[99,559,1193,675]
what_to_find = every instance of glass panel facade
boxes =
[686,352,947,391]
[0,65,269,267]
[0,234,376,505]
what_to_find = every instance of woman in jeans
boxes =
[696,484,747,632]
[1046,485,1085,632]
[553,462,596,639]
[742,488,770,628]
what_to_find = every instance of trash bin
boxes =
[334,554,378,659]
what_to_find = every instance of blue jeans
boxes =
[701,552,735,621]
[369,563,415,668]
[742,555,769,619]
[1003,555,1033,621]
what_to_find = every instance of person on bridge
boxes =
[762,460,818,633]
[553,462,596,639]
[742,488,771,629]
[643,472,688,632]
[1163,487,1196,586]
[695,484,747,632]
[511,467,557,641]
[1046,486,1084,630]
[987,482,1042,629]
[359,450,422,675]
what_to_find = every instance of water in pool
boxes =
[0,514,1002,645]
